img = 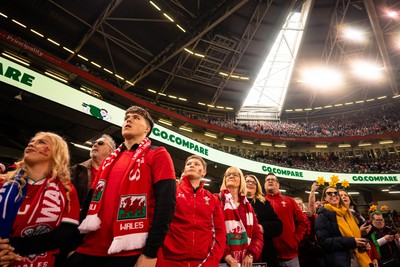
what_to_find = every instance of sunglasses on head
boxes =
[326,191,339,197]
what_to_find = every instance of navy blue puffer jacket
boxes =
[314,206,358,267]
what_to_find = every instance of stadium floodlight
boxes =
[343,27,366,42]
[386,10,398,19]
[301,67,343,89]
[352,61,383,80]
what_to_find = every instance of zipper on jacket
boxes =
[192,193,196,257]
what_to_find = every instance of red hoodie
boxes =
[157,176,226,267]
[266,192,310,260]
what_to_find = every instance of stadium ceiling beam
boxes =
[208,0,277,108]
[63,0,124,62]
[320,0,351,65]
[155,38,202,102]
[309,0,352,109]
[49,0,153,64]
[364,0,399,95]
[123,0,250,90]
[100,24,121,87]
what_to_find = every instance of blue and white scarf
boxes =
[0,170,26,238]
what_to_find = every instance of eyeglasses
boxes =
[265,178,277,183]
[373,219,384,222]
[93,141,106,146]
[225,173,240,178]
[325,191,339,197]
[93,140,112,149]
[245,180,257,186]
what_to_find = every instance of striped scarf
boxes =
[0,170,26,238]
[1,171,68,266]
[79,137,151,254]
[221,189,254,262]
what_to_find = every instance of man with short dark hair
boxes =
[68,106,176,267]
[370,211,400,266]
[265,173,309,267]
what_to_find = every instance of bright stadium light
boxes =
[386,10,398,19]
[301,67,343,89]
[352,61,383,80]
[343,27,366,42]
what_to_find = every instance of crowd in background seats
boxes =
[61,65,400,176]
[75,63,120,89]
[74,62,400,139]
[174,104,400,138]
[253,154,400,174]
[206,145,400,174]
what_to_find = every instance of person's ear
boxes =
[145,124,151,134]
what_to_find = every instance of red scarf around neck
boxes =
[14,176,66,266]
[220,189,254,262]
[79,137,151,254]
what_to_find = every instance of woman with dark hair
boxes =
[338,190,379,267]
[0,132,80,267]
[315,186,373,267]
[338,189,366,226]
[245,174,282,267]
[218,167,263,267]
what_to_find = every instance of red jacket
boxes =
[266,192,310,260]
[157,177,226,267]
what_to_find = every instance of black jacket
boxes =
[369,225,400,263]
[70,159,92,208]
[315,206,358,267]
[248,197,283,266]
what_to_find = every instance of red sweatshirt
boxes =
[266,192,310,260]
[157,176,226,267]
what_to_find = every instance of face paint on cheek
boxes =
[39,146,50,157]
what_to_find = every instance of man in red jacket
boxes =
[265,173,309,267]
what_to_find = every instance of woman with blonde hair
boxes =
[315,186,373,267]
[0,132,80,267]
[218,167,263,267]
[245,174,282,267]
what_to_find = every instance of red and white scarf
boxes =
[220,189,254,262]
[12,176,66,267]
[79,138,151,254]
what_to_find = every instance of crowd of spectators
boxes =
[173,105,400,174]
[74,60,400,139]
[252,153,400,174]
[174,104,400,138]
[202,142,400,174]
[75,62,123,90]
[73,63,400,176]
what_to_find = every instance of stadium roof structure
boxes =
[2,0,400,119]
[1,0,400,196]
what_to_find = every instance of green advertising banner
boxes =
[1,56,398,184]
